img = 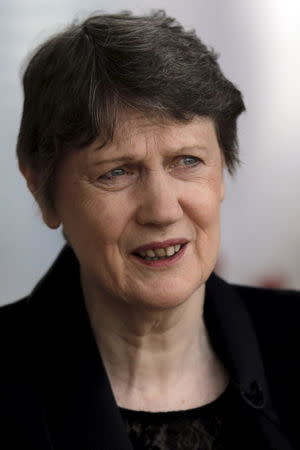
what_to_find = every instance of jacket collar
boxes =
[204,273,270,409]
[27,245,292,450]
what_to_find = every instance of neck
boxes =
[81,275,228,410]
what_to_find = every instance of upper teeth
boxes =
[139,244,182,258]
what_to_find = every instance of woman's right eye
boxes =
[96,166,137,189]
[99,168,127,181]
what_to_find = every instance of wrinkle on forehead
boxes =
[115,111,211,140]
[92,110,217,157]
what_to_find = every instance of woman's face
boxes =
[44,112,225,310]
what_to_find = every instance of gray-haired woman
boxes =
[1,10,299,450]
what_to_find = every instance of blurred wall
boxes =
[1,0,299,305]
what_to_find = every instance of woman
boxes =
[1,10,299,450]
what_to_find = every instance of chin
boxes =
[130,284,201,312]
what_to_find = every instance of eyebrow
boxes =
[91,146,208,166]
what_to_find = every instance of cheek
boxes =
[183,180,222,230]
[187,186,221,271]
[69,191,135,250]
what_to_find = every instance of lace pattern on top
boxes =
[119,382,260,450]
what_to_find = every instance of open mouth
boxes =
[133,243,187,261]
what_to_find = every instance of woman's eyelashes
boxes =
[99,167,132,181]
[97,156,203,185]
[172,155,202,168]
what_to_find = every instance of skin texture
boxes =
[22,112,228,410]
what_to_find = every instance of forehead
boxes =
[90,111,219,156]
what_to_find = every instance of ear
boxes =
[18,161,61,229]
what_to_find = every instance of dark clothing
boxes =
[120,380,264,449]
[0,245,299,449]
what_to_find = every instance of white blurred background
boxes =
[1,0,299,305]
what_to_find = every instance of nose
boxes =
[135,170,183,227]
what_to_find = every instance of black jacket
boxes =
[0,245,299,450]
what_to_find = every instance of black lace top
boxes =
[119,381,263,450]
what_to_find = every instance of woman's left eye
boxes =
[98,168,128,181]
[175,156,202,167]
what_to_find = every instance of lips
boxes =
[131,238,189,254]
[131,239,190,266]
[132,238,188,255]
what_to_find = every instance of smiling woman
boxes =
[1,9,299,450]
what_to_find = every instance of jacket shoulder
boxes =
[232,282,300,387]
[233,283,300,327]
[0,296,30,312]
[0,297,30,331]
[0,297,31,368]
[231,283,300,347]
